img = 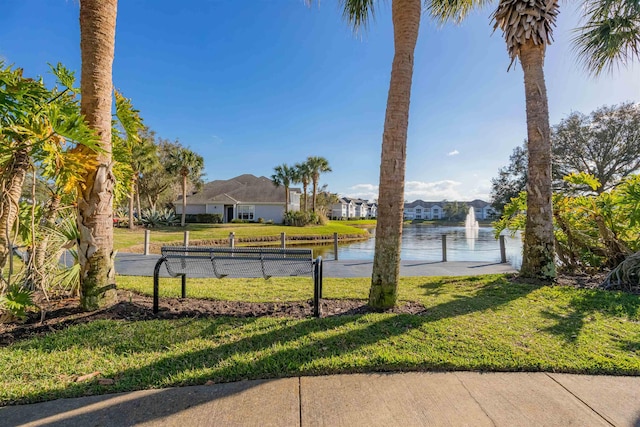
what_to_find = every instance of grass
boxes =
[1,274,639,405]
[113,221,368,251]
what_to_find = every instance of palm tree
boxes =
[295,161,313,211]
[337,0,489,308]
[492,0,559,281]
[306,156,332,213]
[166,147,205,227]
[77,0,119,310]
[271,164,296,214]
[492,0,639,281]
[573,0,640,76]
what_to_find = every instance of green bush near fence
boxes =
[184,214,223,224]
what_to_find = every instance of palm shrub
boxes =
[0,284,34,323]
[141,208,179,228]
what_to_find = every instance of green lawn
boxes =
[2,274,639,405]
[114,221,368,251]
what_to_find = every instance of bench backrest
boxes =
[161,246,314,279]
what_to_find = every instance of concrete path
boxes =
[2,372,639,426]
[115,253,517,278]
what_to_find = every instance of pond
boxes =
[304,224,523,267]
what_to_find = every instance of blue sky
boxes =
[1,1,638,202]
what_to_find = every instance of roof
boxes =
[184,174,301,204]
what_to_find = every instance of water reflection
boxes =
[299,224,523,268]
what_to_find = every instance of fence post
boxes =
[441,234,447,262]
[144,230,150,255]
[229,232,235,248]
[499,235,507,263]
[183,230,189,247]
[334,232,339,261]
[281,232,286,249]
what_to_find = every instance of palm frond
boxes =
[429,0,491,25]
[492,0,559,69]
[573,0,640,76]
[340,0,377,32]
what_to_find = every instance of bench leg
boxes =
[181,274,187,298]
[313,257,323,318]
[153,257,167,314]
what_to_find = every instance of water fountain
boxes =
[465,207,479,250]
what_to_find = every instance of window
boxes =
[238,205,254,221]
[416,208,422,213]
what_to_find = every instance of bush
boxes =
[141,208,179,228]
[0,285,34,323]
[197,213,223,223]
[283,211,327,226]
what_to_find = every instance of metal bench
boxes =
[153,246,324,317]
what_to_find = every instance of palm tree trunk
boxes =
[128,174,135,230]
[312,179,318,213]
[135,179,142,222]
[0,147,30,273]
[369,0,421,309]
[181,174,187,226]
[519,40,556,281]
[77,0,118,310]
[284,186,290,214]
[303,182,308,211]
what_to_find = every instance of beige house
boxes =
[175,174,301,223]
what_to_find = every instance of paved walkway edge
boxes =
[2,372,639,426]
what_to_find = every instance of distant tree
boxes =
[166,147,205,227]
[138,137,176,211]
[443,201,467,221]
[295,161,313,211]
[306,156,332,213]
[271,164,296,214]
[553,103,640,193]
[314,185,340,218]
[491,104,640,212]
[490,145,528,213]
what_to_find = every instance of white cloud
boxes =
[211,135,223,144]
[447,150,460,156]
[343,179,492,202]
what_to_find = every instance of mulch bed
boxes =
[1,272,634,347]
[0,290,427,347]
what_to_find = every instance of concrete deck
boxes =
[115,253,517,278]
[2,372,639,426]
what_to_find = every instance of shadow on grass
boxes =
[541,288,640,343]
[5,276,540,412]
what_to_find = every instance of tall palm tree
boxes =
[295,161,313,211]
[337,0,487,308]
[306,156,332,213]
[166,147,205,227]
[271,164,296,214]
[492,0,559,281]
[77,0,119,310]
[492,0,638,281]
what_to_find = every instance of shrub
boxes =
[0,285,34,323]
[141,208,179,228]
[194,213,222,224]
[283,211,326,226]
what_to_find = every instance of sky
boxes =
[1,1,638,202]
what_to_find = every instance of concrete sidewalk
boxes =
[2,372,639,426]
[115,252,517,278]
